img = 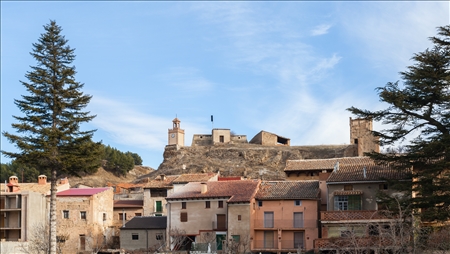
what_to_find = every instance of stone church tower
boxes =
[349,117,380,156]
[168,118,185,146]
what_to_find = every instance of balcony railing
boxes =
[254,219,317,229]
[321,210,390,222]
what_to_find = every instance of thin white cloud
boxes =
[88,96,208,150]
[158,67,214,93]
[311,24,331,36]
[339,2,449,74]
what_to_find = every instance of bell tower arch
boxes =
[168,118,185,146]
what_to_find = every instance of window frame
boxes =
[63,210,69,219]
[181,202,186,209]
[132,233,139,240]
[294,200,302,206]
[80,211,86,220]
[180,212,188,222]
[218,200,224,208]
[205,201,211,209]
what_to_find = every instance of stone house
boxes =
[252,181,320,253]
[315,157,409,252]
[143,174,179,216]
[249,130,290,146]
[0,175,69,253]
[165,180,260,252]
[56,187,114,254]
[120,216,167,252]
[113,200,144,228]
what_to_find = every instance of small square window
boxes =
[80,211,86,220]
[258,201,263,207]
[119,213,127,220]
[218,201,223,208]
[132,234,139,240]
[63,210,69,219]
[238,215,241,221]
[156,233,163,241]
[182,202,186,209]
[206,201,210,209]
[295,200,302,206]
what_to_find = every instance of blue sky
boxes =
[1,2,449,169]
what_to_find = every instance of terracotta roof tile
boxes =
[172,173,217,184]
[166,180,260,203]
[284,157,373,172]
[256,181,319,200]
[333,190,363,196]
[326,158,409,183]
[0,181,69,195]
[143,175,179,189]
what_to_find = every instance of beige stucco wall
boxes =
[168,199,228,236]
[143,188,173,216]
[212,129,231,144]
[56,189,114,254]
[252,199,319,251]
[120,228,165,251]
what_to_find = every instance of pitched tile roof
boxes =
[284,157,374,172]
[255,181,320,200]
[166,180,260,203]
[0,181,69,195]
[326,158,409,183]
[143,175,179,189]
[121,216,167,229]
[57,187,111,196]
[114,200,144,208]
[172,173,217,184]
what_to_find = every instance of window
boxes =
[264,231,274,248]
[205,201,210,208]
[156,233,164,240]
[264,212,274,228]
[180,212,188,222]
[294,200,302,206]
[135,213,142,216]
[334,195,361,210]
[150,189,167,197]
[63,210,69,219]
[379,183,388,190]
[181,202,186,209]
[103,213,106,221]
[238,215,241,221]
[293,212,304,228]
[156,201,163,212]
[80,211,86,220]
[344,185,353,190]
[218,201,223,208]
[220,135,224,143]
[119,213,127,220]
[232,235,240,243]
[132,233,139,240]
[258,201,263,207]
[294,232,304,249]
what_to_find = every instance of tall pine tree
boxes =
[348,25,450,222]
[2,20,101,253]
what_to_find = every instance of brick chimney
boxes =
[201,182,207,194]
[60,177,69,185]
[8,176,20,192]
[38,175,47,185]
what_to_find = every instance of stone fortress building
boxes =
[159,117,379,179]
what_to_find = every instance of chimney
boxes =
[160,174,166,181]
[8,176,20,192]
[9,176,18,185]
[60,177,69,185]
[38,175,47,185]
[201,182,207,194]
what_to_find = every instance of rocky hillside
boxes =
[157,143,357,180]
[68,165,154,187]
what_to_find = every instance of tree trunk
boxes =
[49,169,57,254]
